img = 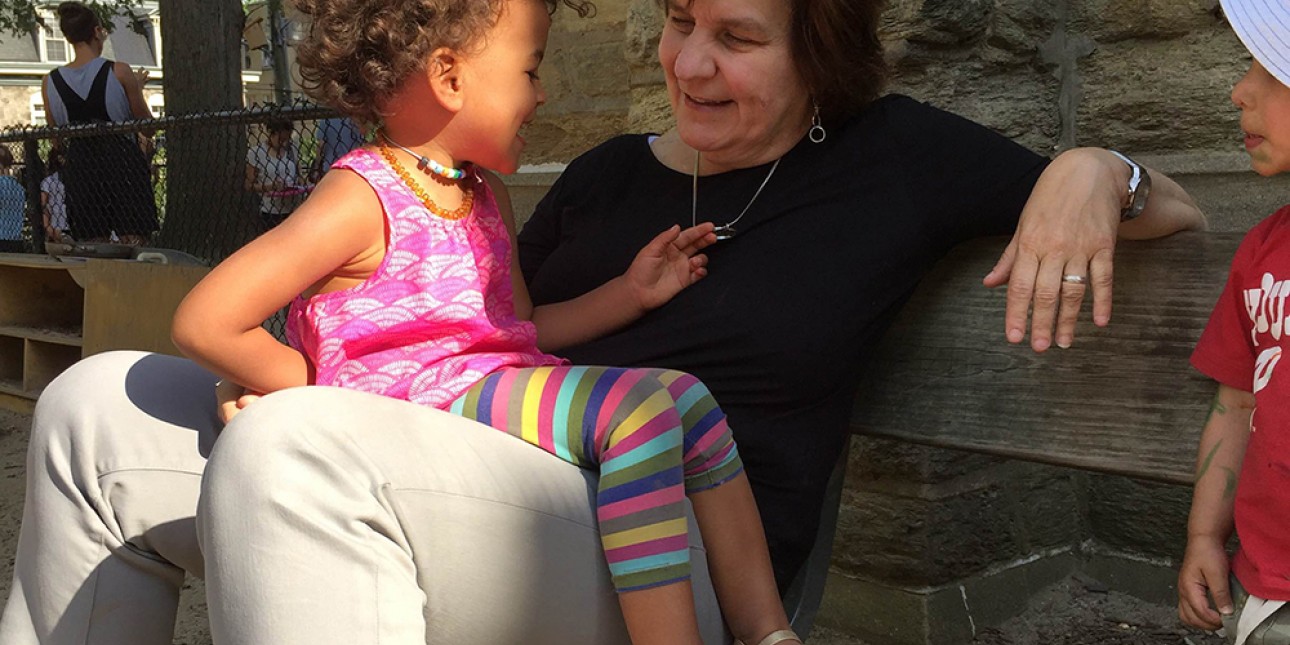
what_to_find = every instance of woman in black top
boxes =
[42,1,156,245]
[516,2,1205,590]
[0,0,1205,642]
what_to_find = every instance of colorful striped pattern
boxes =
[450,366,743,592]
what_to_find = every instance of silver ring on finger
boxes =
[1061,274,1087,285]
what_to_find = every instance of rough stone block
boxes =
[1004,465,1086,552]
[1085,473,1191,561]
[1070,0,1220,43]
[833,461,1082,586]
[1076,30,1247,152]
[989,0,1060,55]
[553,0,627,30]
[887,65,1060,153]
[882,0,996,46]
[1081,550,1181,605]
[627,85,673,135]
[624,0,664,70]
[848,436,1004,486]
[818,552,1077,645]
[523,112,628,166]
[542,24,631,111]
[1170,171,1290,234]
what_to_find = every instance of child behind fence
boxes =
[41,150,69,243]
[0,147,24,253]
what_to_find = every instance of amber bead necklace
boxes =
[377,136,474,221]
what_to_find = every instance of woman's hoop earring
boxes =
[809,101,826,144]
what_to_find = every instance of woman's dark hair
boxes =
[46,149,65,175]
[661,0,887,122]
[56,2,102,45]
[792,0,887,121]
[266,118,294,135]
[294,0,594,128]
[0,146,12,169]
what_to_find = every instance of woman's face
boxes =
[658,0,811,167]
[268,128,292,150]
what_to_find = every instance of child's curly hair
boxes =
[294,0,593,128]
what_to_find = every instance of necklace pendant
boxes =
[713,224,735,241]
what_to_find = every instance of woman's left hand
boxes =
[626,223,717,310]
[982,148,1126,352]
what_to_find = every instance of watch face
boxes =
[1124,166,1151,221]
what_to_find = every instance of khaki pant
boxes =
[1225,576,1290,645]
[0,351,726,644]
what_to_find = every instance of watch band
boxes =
[1107,150,1151,221]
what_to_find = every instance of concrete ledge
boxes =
[817,551,1078,645]
[1080,549,1180,607]
[1137,152,1254,176]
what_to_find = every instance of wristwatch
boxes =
[1107,150,1151,221]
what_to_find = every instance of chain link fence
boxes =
[0,101,365,337]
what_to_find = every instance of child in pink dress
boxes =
[171,1,800,644]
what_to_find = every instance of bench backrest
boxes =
[849,232,1242,485]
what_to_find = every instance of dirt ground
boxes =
[807,574,1227,645]
[0,408,1229,645]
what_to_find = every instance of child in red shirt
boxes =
[1179,1,1290,643]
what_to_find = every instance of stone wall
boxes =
[516,1,1282,644]
[0,86,40,128]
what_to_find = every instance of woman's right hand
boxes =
[1178,534,1233,631]
[216,379,263,424]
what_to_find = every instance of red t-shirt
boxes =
[1192,206,1290,600]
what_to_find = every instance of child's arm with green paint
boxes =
[1178,383,1255,631]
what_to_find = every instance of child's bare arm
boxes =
[172,168,385,395]
[485,172,714,352]
[1178,383,1255,630]
[40,191,52,238]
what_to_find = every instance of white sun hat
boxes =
[1222,0,1290,87]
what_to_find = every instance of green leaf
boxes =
[1,1,149,38]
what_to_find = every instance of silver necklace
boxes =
[691,150,780,241]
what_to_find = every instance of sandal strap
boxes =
[754,629,801,645]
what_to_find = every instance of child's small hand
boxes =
[625,223,717,310]
[1177,534,1233,631]
[216,380,264,425]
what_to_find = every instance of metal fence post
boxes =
[22,137,43,255]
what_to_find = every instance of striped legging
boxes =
[448,365,743,592]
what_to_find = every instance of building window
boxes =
[41,23,68,64]
[150,15,163,68]
[30,94,46,126]
[147,94,165,118]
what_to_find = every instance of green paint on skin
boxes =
[1224,467,1238,500]
[1197,439,1224,482]
[1205,392,1228,425]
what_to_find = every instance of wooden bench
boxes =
[784,231,1242,636]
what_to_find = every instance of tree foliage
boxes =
[1,1,148,37]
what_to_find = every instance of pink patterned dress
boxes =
[286,148,564,409]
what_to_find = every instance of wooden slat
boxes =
[850,232,1242,486]
[0,389,36,413]
[81,260,210,358]
[0,324,82,346]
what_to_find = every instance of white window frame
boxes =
[147,93,165,118]
[30,93,46,126]
[39,17,69,64]
[148,11,163,68]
